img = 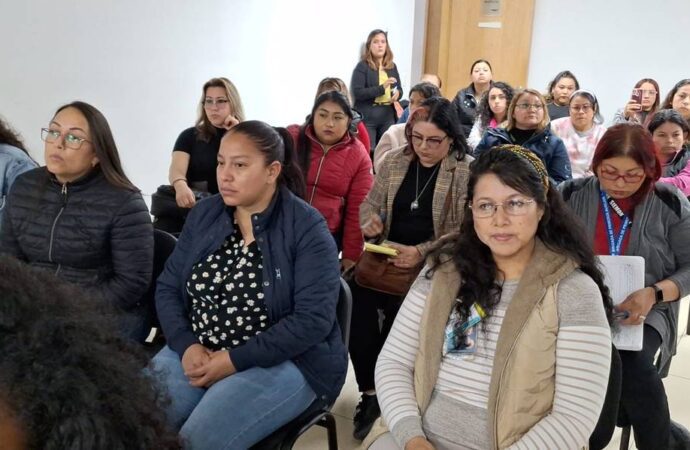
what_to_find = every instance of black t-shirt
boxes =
[387,161,439,246]
[173,126,225,194]
[509,128,536,146]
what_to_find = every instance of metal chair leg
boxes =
[620,426,631,450]
[322,413,338,450]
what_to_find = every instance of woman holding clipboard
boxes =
[560,123,690,448]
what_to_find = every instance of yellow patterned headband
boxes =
[495,145,550,190]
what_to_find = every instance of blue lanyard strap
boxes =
[599,189,631,256]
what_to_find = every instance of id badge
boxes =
[443,303,485,357]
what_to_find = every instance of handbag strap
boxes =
[439,167,456,230]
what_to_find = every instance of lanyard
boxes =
[599,189,631,256]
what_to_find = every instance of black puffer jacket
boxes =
[0,167,153,313]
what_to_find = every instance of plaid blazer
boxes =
[359,145,472,256]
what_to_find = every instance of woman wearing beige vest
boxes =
[366,146,613,450]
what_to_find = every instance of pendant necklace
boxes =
[411,161,440,211]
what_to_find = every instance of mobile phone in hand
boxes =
[631,88,643,104]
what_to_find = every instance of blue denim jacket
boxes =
[155,186,348,402]
[0,144,37,230]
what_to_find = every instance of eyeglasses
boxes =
[203,98,229,107]
[599,168,644,183]
[570,104,593,113]
[640,90,657,96]
[41,128,90,150]
[470,199,535,218]
[410,134,448,150]
[515,103,544,111]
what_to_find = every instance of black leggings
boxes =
[618,324,671,450]
[362,104,396,148]
[347,279,404,392]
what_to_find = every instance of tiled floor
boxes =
[294,336,690,450]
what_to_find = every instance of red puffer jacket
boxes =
[287,125,373,262]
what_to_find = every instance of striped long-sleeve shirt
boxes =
[375,270,611,450]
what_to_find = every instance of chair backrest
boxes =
[336,277,352,348]
[144,229,177,331]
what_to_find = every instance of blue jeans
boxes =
[151,346,316,449]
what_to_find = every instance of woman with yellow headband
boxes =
[364,145,614,450]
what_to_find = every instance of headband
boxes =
[496,145,550,190]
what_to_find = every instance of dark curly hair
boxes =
[0,117,30,155]
[429,148,613,325]
[476,81,514,129]
[404,96,470,161]
[0,255,180,450]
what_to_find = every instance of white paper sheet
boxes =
[597,255,645,351]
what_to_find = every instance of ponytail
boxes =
[274,127,306,199]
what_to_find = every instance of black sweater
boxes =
[351,60,402,113]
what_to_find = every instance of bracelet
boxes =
[171,178,187,186]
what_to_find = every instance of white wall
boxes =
[528,0,690,123]
[0,0,418,199]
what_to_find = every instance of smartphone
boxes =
[631,88,643,104]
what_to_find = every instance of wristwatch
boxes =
[651,284,664,304]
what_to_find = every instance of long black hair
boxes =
[226,120,306,199]
[430,147,613,325]
[0,255,180,449]
[297,91,354,175]
[476,81,514,129]
[545,70,580,104]
[405,96,470,161]
[54,101,138,192]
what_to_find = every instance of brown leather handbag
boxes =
[353,251,420,296]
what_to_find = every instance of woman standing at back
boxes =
[351,29,402,147]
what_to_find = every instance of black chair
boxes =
[142,229,177,352]
[250,277,352,450]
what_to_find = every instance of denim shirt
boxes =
[0,144,37,230]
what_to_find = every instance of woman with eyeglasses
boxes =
[451,59,494,139]
[351,29,402,147]
[0,117,37,231]
[467,81,514,150]
[612,78,660,127]
[560,123,690,449]
[475,88,572,183]
[349,97,472,441]
[287,91,373,273]
[160,77,245,233]
[0,101,153,342]
[544,70,580,120]
[661,79,690,122]
[551,90,607,178]
[364,146,613,450]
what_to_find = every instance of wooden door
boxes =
[425,0,536,98]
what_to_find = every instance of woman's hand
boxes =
[181,343,211,375]
[616,287,655,325]
[222,114,240,130]
[174,180,196,208]
[362,213,384,238]
[383,77,397,89]
[405,436,435,450]
[623,100,642,119]
[186,350,237,388]
[391,89,401,102]
[341,258,356,274]
[387,243,422,269]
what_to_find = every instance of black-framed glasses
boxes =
[40,128,90,150]
[470,199,535,218]
[202,98,229,107]
[410,134,448,149]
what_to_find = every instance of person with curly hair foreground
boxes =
[0,255,180,450]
